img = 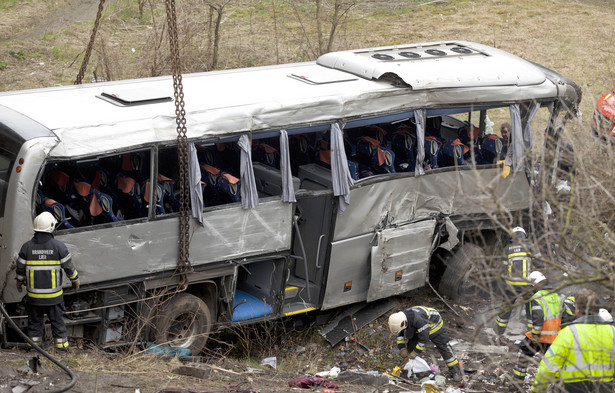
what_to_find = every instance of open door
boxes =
[367,219,436,302]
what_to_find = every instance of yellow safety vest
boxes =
[532,321,615,392]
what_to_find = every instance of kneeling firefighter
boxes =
[389,306,463,382]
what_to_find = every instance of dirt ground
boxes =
[0,286,535,393]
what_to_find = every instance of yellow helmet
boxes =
[388,311,408,334]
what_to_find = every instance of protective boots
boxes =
[449,364,464,382]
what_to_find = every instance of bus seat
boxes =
[141,179,166,215]
[217,172,241,203]
[36,190,74,229]
[252,143,280,168]
[442,138,469,167]
[356,136,396,175]
[313,145,359,181]
[253,162,300,197]
[116,173,143,219]
[391,126,416,172]
[201,164,221,206]
[423,136,443,170]
[289,134,313,174]
[91,189,121,223]
[158,174,180,213]
[481,134,505,164]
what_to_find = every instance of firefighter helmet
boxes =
[528,271,546,285]
[33,212,57,233]
[512,226,527,239]
[388,311,408,334]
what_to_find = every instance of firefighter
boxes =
[15,212,79,351]
[388,306,463,382]
[512,271,562,384]
[532,289,615,393]
[495,226,542,336]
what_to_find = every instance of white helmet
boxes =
[528,271,546,285]
[599,308,613,323]
[512,226,527,239]
[388,311,408,334]
[33,212,57,233]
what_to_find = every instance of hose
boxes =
[0,301,76,392]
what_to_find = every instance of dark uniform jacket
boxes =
[399,306,444,354]
[504,239,542,286]
[16,232,78,306]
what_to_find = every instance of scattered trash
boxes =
[145,342,192,359]
[288,376,339,389]
[403,356,431,379]
[172,365,211,380]
[444,388,462,393]
[316,367,341,378]
[434,375,446,386]
[421,380,440,393]
[260,356,277,370]
[429,363,439,374]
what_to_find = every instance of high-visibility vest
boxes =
[525,290,562,344]
[532,321,615,393]
[504,241,534,286]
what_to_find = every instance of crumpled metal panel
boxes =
[366,219,436,302]
[57,200,293,285]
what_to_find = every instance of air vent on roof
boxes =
[372,53,395,60]
[399,51,421,58]
[97,89,173,107]
[451,46,473,54]
[425,49,447,56]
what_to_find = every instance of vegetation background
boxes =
[1,0,615,392]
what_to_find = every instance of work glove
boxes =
[71,279,80,292]
[400,348,409,358]
[16,280,24,293]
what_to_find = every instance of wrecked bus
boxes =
[0,41,580,353]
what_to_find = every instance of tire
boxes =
[155,292,212,354]
[438,243,486,302]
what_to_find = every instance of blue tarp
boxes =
[232,290,274,322]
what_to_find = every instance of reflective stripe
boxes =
[26,260,61,266]
[416,344,426,350]
[27,290,63,299]
[15,274,25,281]
[17,256,26,264]
[51,269,56,289]
[60,253,72,263]
[68,270,78,280]
[514,369,526,377]
[446,359,458,367]
[417,323,429,333]
[430,319,443,335]
[29,270,34,288]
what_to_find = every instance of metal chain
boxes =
[165,0,192,283]
[75,0,106,85]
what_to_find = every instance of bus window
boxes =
[0,147,16,218]
[193,142,242,208]
[36,149,151,229]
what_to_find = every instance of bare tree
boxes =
[204,0,231,70]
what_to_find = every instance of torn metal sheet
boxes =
[321,298,395,346]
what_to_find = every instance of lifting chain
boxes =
[165,0,192,287]
[75,0,106,85]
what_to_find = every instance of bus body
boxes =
[0,41,580,351]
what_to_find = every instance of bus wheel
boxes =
[438,243,485,302]
[155,292,212,354]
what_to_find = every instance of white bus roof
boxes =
[0,41,579,159]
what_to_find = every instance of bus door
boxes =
[283,164,335,316]
[321,176,437,310]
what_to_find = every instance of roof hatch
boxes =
[98,88,173,107]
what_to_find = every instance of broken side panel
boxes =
[59,199,293,285]
[367,219,436,302]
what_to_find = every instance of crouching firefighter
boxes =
[389,306,464,382]
[15,212,80,351]
[512,271,562,384]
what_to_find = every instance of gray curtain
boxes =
[414,109,426,176]
[188,142,204,224]
[505,104,524,172]
[523,102,540,150]
[238,134,259,209]
[279,129,296,203]
[330,122,354,213]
